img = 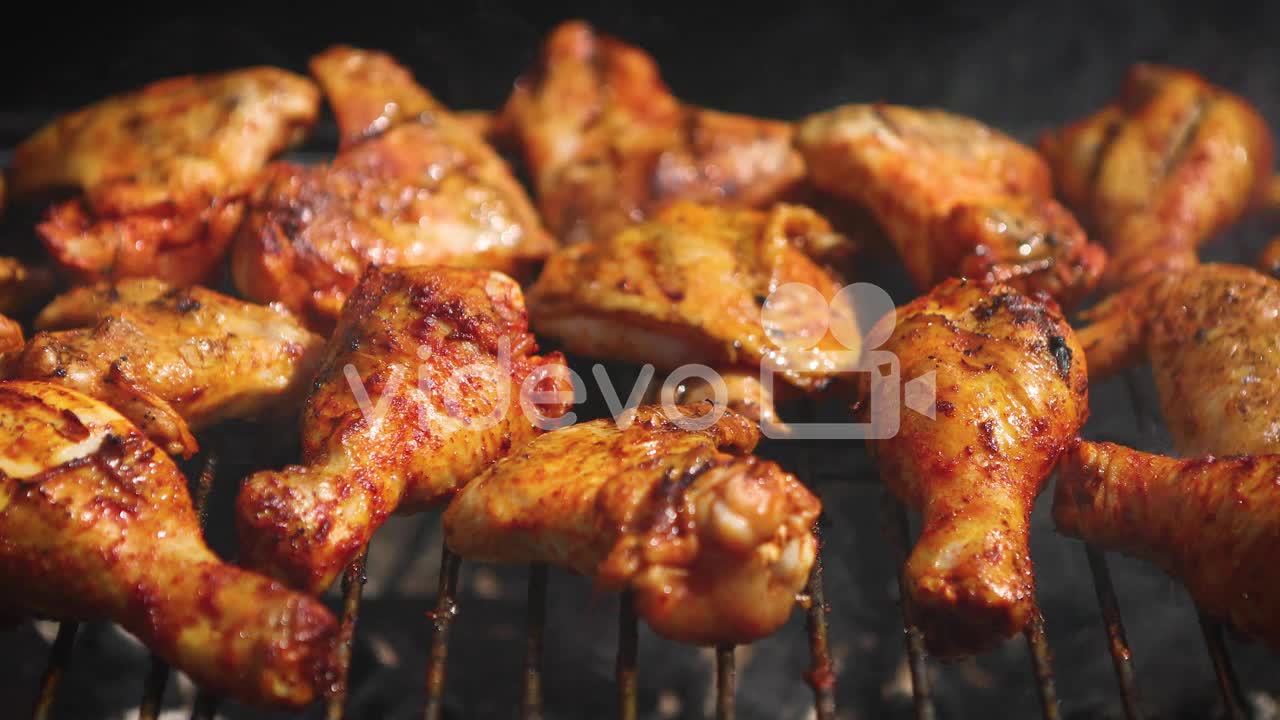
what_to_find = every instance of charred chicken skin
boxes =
[0,380,337,709]
[1077,264,1280,456]
[8,279,323,458]
[232,46,555,332]
[1055,441,1280,651]
[500,20,805,245]
[10,68,320,286]
[1040,64,1274,289]
[237,265,569,594]
[444,403,820,645]
[867,278,1088,657]
[796,104,1106,309]
[528,202,857,428]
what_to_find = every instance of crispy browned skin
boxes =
[237,266,569,594]
[0,381,337,709]
[529,202,856,427]
[1055,441,1280,651]
[0,257,56,317]
[1077,264,1280,456]
[232,47,555,333]
[796,104,1106,308]
[10,68,319,286]
[445,404,819,645]
[9,279,323,458]
[500,21,805,245]
[867,279,1088,657]
[1040,65,1274,289]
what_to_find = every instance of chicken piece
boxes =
[1257,236,1280,280]
[866,278,1088,657]
[0,256,56,317]
[1055,441,1280,651]
[0,313,22,368]
[9,279,323,458]
[10,68,319,286]
[796,104,1106,309]
[500,20,805,245]
[0,380,336,708]
[237,266,569,594]
[231,47,555,333]
[445,403,819,645]
[528,202,857,429]
[1040,64,1274,289]
[1077,264,1280,456]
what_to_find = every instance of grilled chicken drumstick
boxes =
[7,279,324,458]
[500,20,805,245]
[796,104,1106,309]
[9,68,320,286]
[1040,64,1274,289]
[866,278,1089,657]
[232,46,555,332]
[237,265,569,594]
[1055,441,1280,651]
[0,380,337,709]
[444,403,820,645]
[528,201,857,429]
[1077,264,1280,456]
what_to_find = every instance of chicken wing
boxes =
[231,46,555,332]
[0,380,336,709]
[499,20,805,245]
[10,68,320,286]
[1076,263,1280,456]
[866,278,1088,657]
[1040,64,1274,289]
[0,256,56,317]
[9,279,323,458]
[1055,441,1280,651]
[444,403,819,645]
[528,202,857,429]
[0,313,21,358]
[796,104,1106,308]
[237,265,569,594]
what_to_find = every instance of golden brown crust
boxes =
[10,67,320,285]
[11,279,323,458]
[796,104,1106,308]
[232,47,555,333]
[236,265,570,594]
[1040,64,1274,289]
[500,21,805,244]
[444,404,820,645]
[1055,441,1280,651]
[529,202,856,398]
[868,279,1088,657]
[1076,263,1280,455]
[0,380,337,709]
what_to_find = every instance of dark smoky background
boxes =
[1,1,1279,718]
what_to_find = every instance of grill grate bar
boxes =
[716,645,736,720]
[617,592,638,720]
[522,564,547,720]
[1198,612,1250,720]
[1084,546,1144,719]
[137,654,170,720]
[140,451,217,720]
[326,549,370,720]
[882,492,936,720]
[30,621,79,720]
[1024,610,1061,720]
[423,546,462,720]
[803,521,836,720]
